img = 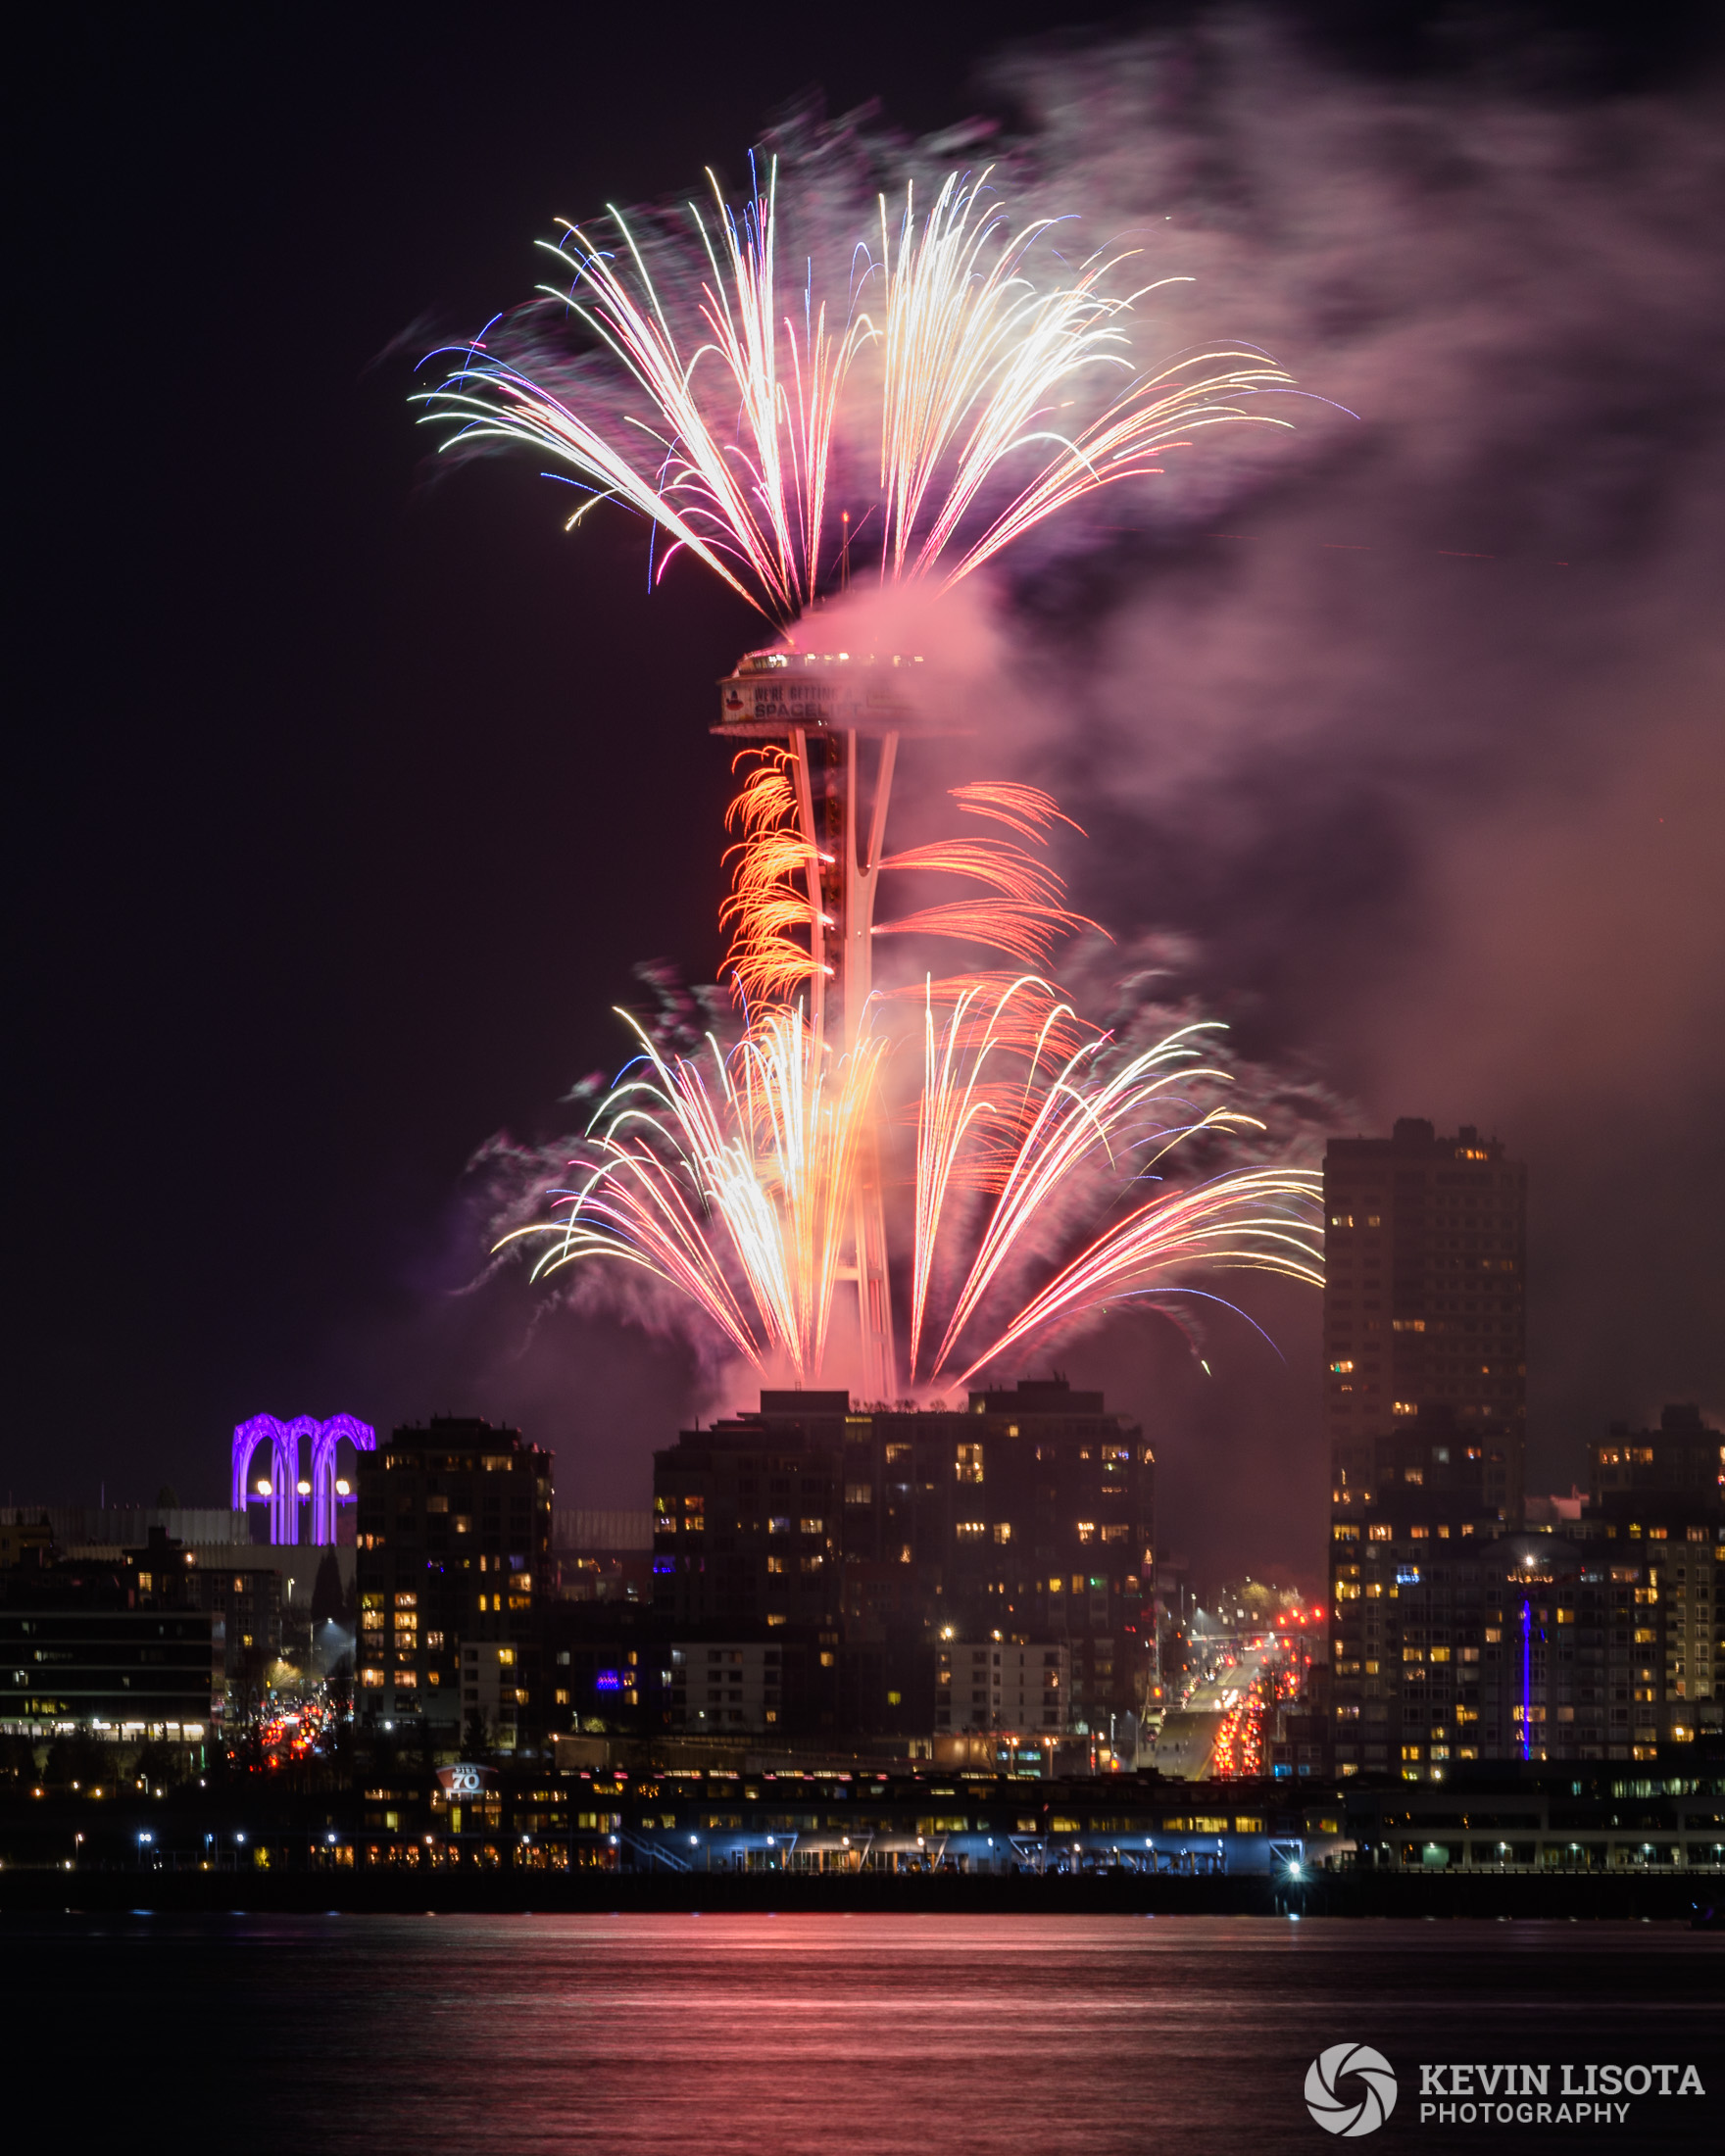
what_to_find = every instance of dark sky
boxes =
[12,3,1722,1591]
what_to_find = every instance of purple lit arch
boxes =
[231,1413,375,1545]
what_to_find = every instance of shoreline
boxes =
[2,1868,1715,1922]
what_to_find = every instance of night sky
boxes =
[13,4,1722,1590]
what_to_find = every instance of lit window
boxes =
[1075,1522,1096,1544]
[993,1524,1012,1544]
[957,1522,986,1541]
[361,1669,384,1688]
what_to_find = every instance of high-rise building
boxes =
[1586,1403,1724,1713]
[1329,1415,1534,1779]
[652,1398,846,1635]
[355,1416,553,1745]
[1324,1119,1527,1526]
[650,1379,1154,1740]
[1327,1402,1724,1778]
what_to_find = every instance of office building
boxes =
[0,1546,219,1739]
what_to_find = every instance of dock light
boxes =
[256,1479,271,1496]
[335,1478,351,1495]
[690,1835,699,1846]
[296,1479,312,1496]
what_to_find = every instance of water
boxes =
[6,1914,1720,2150]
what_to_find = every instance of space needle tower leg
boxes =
[843,728,898,1402]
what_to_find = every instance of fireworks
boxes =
[504,973,1320,1392]
[499,1004,884,1383]
[429,158,1321,1389]
[416,164,1296,615]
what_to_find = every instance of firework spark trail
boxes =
[417,165,1295,617]
[949,781,1086,843]
[721,743,1098,1007]
[501,1005,884,1382]
[946,1166,1323,1384]
[918,1004,1319,1380]
[872,895,1096,970]
[515,973,1319,1391]
[909,973,1085,1374]
[720,749,830,1005]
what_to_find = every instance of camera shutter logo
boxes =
[1305,2044,1398,2136]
